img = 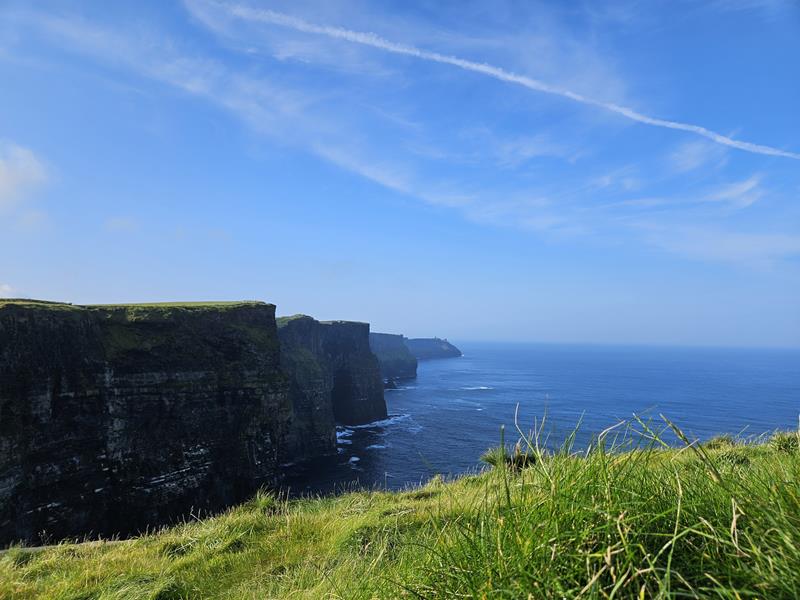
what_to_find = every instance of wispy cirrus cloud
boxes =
[10,4,799,266]
[705,176,764,209]
[669,139,729,173]
[214,2,800,160]
[598,175,766,213]
[638,223,800,265]
[709,0,795,15]
[0,142,47,210]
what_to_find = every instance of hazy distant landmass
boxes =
[404,337,462,360]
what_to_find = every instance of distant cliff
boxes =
[0,300,292,546]
[369,332,418,380]
[278,316,387,427]
[405,337,462,360]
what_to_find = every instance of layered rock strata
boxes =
[369,332,418,380]
[0,300,291,546]
[278,316,387,431]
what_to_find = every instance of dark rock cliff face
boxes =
[0,300,292,546]
[276,315,337,460]
[278,316,387,428]
[369,332,418,380]
[323,321,387,425]
[405,337,463,360]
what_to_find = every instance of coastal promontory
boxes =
[404,337,462,360]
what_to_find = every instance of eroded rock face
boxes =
[276,315,337,460]
[278,316,386,431]
[0,300,291,546]
[323,321,387,425]
[369,332,418,380]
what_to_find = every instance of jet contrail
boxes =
[223,3,800,161]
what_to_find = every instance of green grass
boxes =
[0,300,269,312]
[0,299,80,311]
[2,421,799,599]
[87,301,269,311]
[276,314,312,327]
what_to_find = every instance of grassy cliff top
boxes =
[0,299,80,311]
[0,299,273,313]
[2,427,799,598]
[86,301,270,310]
[276,314,314,326]
[276,315,370,327]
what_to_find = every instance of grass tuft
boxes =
[480,443,536,471]
[771,430,800,453]
[703,433,737,450]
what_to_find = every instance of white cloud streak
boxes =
[669,139,728,173]
[13,7,798,265]
[0,143,47,209]
[706,176,763,208]
[221,3,800,161]
[640,224,800,265]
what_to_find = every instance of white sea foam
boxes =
[336,428,354,446]
[348,413,412,429]
[461,386,493,390]
[454,398,483,408]
[348,456,360,463]
[365,444,387,450]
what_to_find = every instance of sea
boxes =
[282,342,800,496]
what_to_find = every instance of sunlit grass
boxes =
[2,418,799,599]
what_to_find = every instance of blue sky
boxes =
[1,0,798,347]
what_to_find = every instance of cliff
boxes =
[275,315,336,459]
[278,316,387,428]
[404,337,462,360]
[369,332,418,380]
[0,300,292,546]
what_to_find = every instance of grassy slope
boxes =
[2,430,799,599]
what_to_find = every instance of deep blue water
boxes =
[282,342,800,495]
